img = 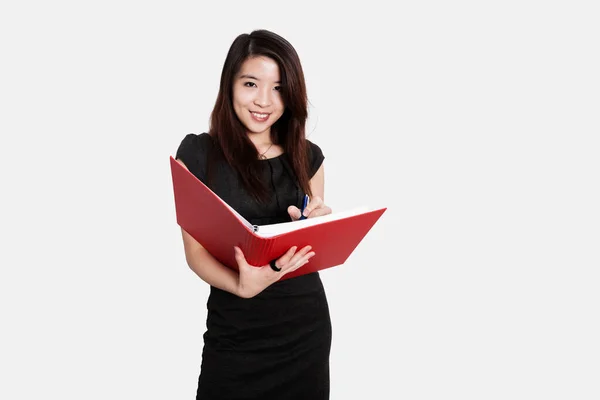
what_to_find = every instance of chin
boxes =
[247,123,272,135]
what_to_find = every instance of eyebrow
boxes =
[239,74,281,84]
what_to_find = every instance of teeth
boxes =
[252,112,268,118]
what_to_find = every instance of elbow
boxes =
[184,250,201,271]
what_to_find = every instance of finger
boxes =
[289,245,312,262]
[296,245,313,258]
[306,206,332,218]
[302,196,323,217]
[287,260,308,273]
[286,252,315,273]
[234,246,245,261]
[234,246,249,268]
[287,205,302,221]
[277,246,298,266]
[286,248,314,271]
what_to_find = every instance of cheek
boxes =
[233,88,250,107]
[233,95,250,118]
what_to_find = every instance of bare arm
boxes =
[181,227,242,295]
[309,163,325,202]
[175,159,242,295]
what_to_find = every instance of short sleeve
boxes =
[175,132,212,183]
[307,139,325,178]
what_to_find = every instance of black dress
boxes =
[175,133,332,400]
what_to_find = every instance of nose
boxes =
[254,88,272,108]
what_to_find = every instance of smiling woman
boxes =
[233,57,285,136]
[174,29,333,400]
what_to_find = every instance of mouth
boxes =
[249,111,270,122]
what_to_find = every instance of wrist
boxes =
[234,275,244,298]
[235,276,253,299]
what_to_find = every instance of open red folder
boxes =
[170,156,386,280]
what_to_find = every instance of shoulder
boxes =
[176,132,215,160]
[175,132,214,182]
[306,139,325,178]
[306,139,323,158]
[177,132,213,154]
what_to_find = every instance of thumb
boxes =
[234,246,247,266]
[288,205,301,221]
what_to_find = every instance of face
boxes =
[232,56,285,137]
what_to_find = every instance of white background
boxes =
[1,1,599,399]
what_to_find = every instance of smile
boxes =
[250,111,270,122]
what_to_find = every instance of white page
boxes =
[218,190,379,238]
[221,198,255,231]
[254,206,376,238]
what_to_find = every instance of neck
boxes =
[247,130,272,147]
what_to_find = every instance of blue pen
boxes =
[299,194,309,220]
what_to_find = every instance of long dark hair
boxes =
[208,29,311,203]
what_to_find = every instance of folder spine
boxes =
[243,234,275,267]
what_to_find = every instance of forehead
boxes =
[237,56,280,81]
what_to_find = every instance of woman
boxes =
[175,29,333,399]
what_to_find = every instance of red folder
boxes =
[170,156,386,280]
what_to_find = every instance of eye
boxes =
[243,81,257,88]
[274,86,282,92]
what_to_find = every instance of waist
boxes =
[214,271,323,300]
[204,272,330,351]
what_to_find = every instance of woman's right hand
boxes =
[233,245,315,299]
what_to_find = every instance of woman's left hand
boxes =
[287,196,332,221]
